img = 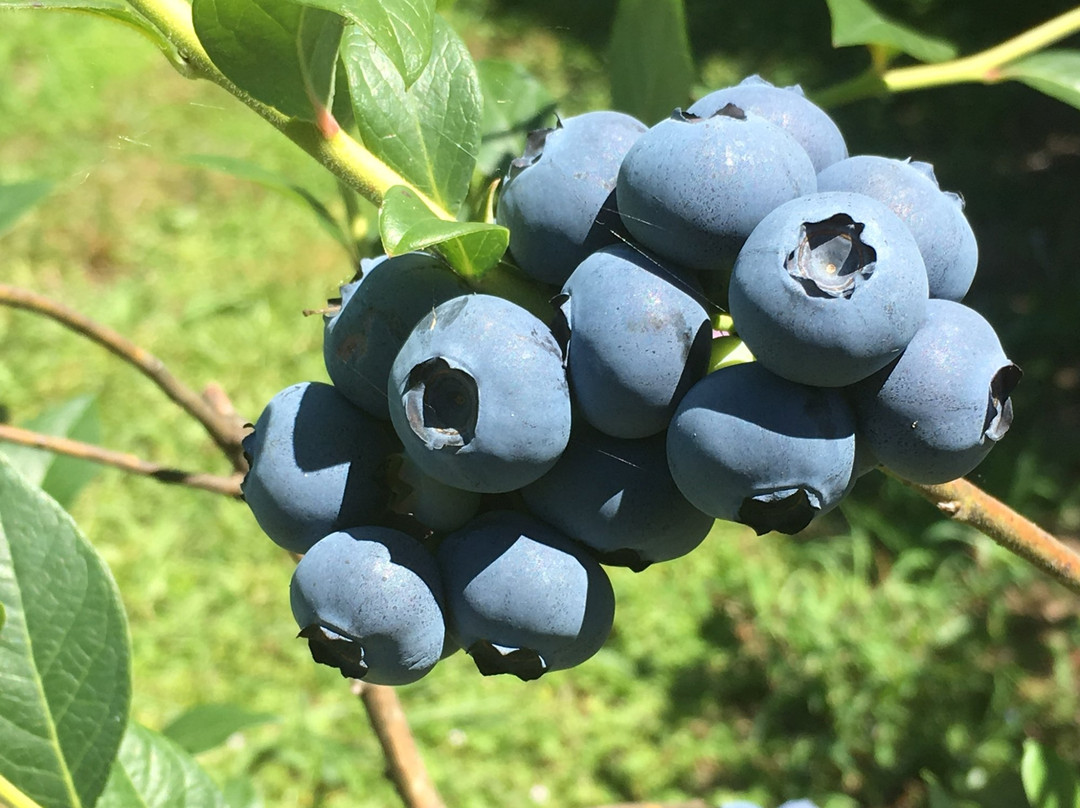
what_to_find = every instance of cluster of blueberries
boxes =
[241,76,1020,689]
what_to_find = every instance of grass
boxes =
[2,8,1079,808]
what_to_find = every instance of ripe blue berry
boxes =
[559,243,712,438]
[729,191,929,387]
[850,299,1021,484]
[667,362,857,534]
[241,382,397,554]
[388,294,571,493]
[521,421,714,570]
[438,510,616,680]
[816,156,978,301]
[496,110,647,285]
[617,106,816,271]
[323,252,470,419]
[290,527,447,685]
[689,74,847,172]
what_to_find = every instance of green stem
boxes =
[0,774,45,808]
[122,0,451,220]
[816,4,1080,105]
[884,6,1080,92]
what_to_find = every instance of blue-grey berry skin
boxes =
[689,74,848,173]
[616,107,817,272]
[850,299,1021,484]
[521,421,714,571]
[816,156,978,301]
[387,453,481,534]
[323,252,470,420]
[496,111,647,285]
[438,510,616,680]
[718,803,762,808]
[667,362,857,535]
[241,382,397,554]
[387,294,571,493]
[559,243,712,438]
[729,191,930,388]
[289,527,446,686]
[777,801,820,808]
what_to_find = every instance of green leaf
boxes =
[0,0,173,54]
[1022,739,1080,808]
[162,704,277,755]
[379,185,506,277]
[0,180,53,240]
[2,396,101,512]
[341,16,482,214]
[825,0,958,64]
[609,0,695,124]
[97,723,227,808]
[182,154,354,255]
[292,0,435,86]
[192,0,344,121]
[475,60,555,177]
[1003,51,1080,111]
[0,453,131,808]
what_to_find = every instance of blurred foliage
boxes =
[1,2,1079,808]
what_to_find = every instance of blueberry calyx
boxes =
[468,640,548,681]
[298,623,370,680]
[507,124,557,180]
[984,363,1022,441]
[738,488,820,535]
[786,213,877,299]
[403,358,479,450]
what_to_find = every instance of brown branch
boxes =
[353,682,446,808]
[894,473,1080,594]
[0,424,243,498]
[0,284,247,471]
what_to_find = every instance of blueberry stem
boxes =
[887,470,1080,595]
[355,682,448,808]
[813,6,1080,106]
[122,0,452,220]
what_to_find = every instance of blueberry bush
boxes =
[2,1,1080,807]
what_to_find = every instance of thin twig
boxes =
[352,682,446,808]
[0,424,243,498]
[0,284,247,471]
[894,473,1080,594]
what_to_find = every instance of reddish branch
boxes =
[7,280,1080,808]
[354,682,447,808]
[897,474,1080,594]
[0,283,248,471]
[0,423,243,498]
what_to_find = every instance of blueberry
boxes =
[290,527,446,685]
[438,510,615,680]
[850,299,1021,484]
[777,801,820,808]
[816,156,978,301]
[558,243,712,438]
[689,74,848,172]
[729,191,929,387]
[496,110,647,285]
[323,252,471,419]
[387,294,571,493]
[617,106,817,271]
[521,420,714,571]
[241,382,397,554]
[667,362,857,534]
[386,453,482,534]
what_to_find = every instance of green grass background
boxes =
[2,4,1079,808]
